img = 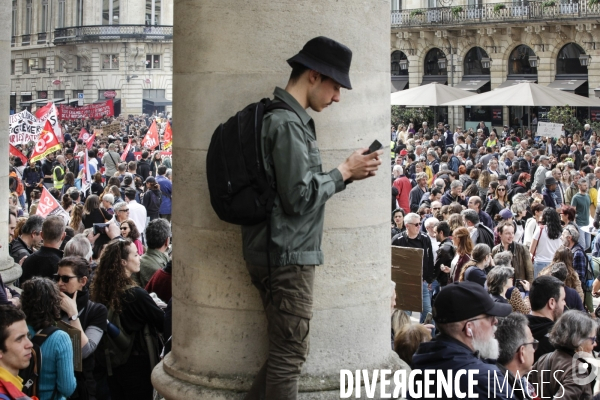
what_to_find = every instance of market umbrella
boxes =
[442,82,600,107]
[390,82,476,106]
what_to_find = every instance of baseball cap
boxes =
[498,174,507,181]
[433,281,512,323]
[499,208,514,220]
[145,176,156,184]
[399,149,408,156]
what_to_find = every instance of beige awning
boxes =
[391,82,476,106]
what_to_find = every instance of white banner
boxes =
[536,121,564,138]
[9,110,43,145]
[36,104,64,142]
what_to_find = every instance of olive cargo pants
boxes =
[244,263,315,400]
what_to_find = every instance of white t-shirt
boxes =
[532,225,563,263]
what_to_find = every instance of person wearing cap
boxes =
[542,177,558,208]
[240,37,382,400]
[410,281,512,399]
[492,221,534,284]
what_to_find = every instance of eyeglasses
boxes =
[432,207,441,210]
[52,274,78,284]
[120,226,129,230]
[408,222,422,227]
[463,315,496,332]
[589,336,597,343]
[118,209,130,213]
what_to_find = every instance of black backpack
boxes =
[206,98,296,226]
[19,325,60,398]
[476,224,495,249]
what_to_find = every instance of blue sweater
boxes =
[27,326,77,400]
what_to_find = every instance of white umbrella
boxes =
[390,82,476,106]
[442,82,600,107]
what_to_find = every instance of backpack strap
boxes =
[31,325,59,347]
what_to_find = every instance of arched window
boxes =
[424,48,447,76]
[508,45,537,75]
[391,51,408,76]
[463,47,490,76]
[556,43,587,75]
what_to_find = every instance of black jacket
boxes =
[136,159,151,181]
[526,315,555,362]
[9,237,33,264]
[20,246,64,284]
[391,231,435,283]
[434,238,455,286]
[66,158,80,175]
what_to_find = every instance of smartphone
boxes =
[423,312,433,325]
[93,223,109,235]
[363,140,383,155]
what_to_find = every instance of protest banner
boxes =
[29,121,62,163]
[9,110,43,146]
[391,246,423,312]
[536,121,564,138]
[102,122,122,136]
[36,187,70,223]
[121,138,132,161]
[56,99,114,120]
[9,144,28,165]
[81,148,92,192]
[133,151,172,161]
[141,121,159,150]
[36,103,64,143]
[163,121,172,150]
[84,131,96,149]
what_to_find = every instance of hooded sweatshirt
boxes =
[526,315,555,362]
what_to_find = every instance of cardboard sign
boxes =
[9,110,43,145]
[536,121,564,138]
[391,246,423,312]
[102,122,122,136]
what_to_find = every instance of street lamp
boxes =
[579,54,591,67]
[399,59,409,70]
[528,56,539,68]
[437,57,447,70]
[481,57,492,69]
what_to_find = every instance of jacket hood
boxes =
[527,315,555,338]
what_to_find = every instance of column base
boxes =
[152,352,409,400]
[0,257,22,286]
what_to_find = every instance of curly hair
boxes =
[541,208,562,240]
[478,170,491,189]
[90,238,136,313]
[121,219,141,241]
[70,204,84,232]
[21,277,62,330]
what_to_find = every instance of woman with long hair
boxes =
[91,172,104,196]
[560,169,572,191]
[61,193,73,214]
[524,202,545,248]
[70,204,85,234]
[477,170,491,200]
[90,238,163,399]
[142,177,162,221]
[21,277,77,400]
[61,172,76,195]
[120,219,144,255]
[458,243,492,285]
[530,208,564,278]
[511,201,528,244]
[447,213,464,234]
[448,227,474,283]
[539,247,584,301]
[485,184,509,220]
[82,194,112,229]
[586,173,598,219]
[29,188,42,215]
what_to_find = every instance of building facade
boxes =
[391,0,600,130]
[10,0,173,116]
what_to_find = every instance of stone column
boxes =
[0,3,22,286]
[152,1,405,399]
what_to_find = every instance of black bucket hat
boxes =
[287,36,353,90]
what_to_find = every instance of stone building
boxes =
[10,0,173,116]
[391,0,600,130]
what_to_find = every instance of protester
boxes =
[393,324,431,367]
[458,243,491,286]
[20,216,66,284]
[492,221,533,283]
[529,208,564,277]
[9,214,43,265]
[81,195,112,229]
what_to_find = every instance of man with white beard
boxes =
[410,281,512,399]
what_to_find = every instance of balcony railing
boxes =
[391,1,600,27]
[37,32,47,44]
[54,25,173,43]
[21,34,30,46]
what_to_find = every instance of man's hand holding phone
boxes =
[338,140,383,182]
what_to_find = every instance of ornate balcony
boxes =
[53,25,173,44]
[391,1,600,27]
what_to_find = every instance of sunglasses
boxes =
[120,226,129,230]
[408,222,422,226]
[497,188,506,191]
[52,274,78,284]
[118,209,130,212]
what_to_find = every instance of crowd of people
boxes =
[2,113,172,400]
[390,120,600,398]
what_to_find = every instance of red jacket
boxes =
[145,268,172,304]
[0,379,36,400]
[393,176,412,213]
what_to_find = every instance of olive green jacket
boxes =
[241,87,346,267]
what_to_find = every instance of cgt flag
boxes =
[163,121,172,150]
[36,102,64,143]
[29,121,62,163]
[142,120,159,150]
[9,144,28,165]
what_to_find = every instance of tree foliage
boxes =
[547,106,583,134]
[391,106,434,129]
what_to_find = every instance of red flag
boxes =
[121,138,132,161]
[83,130,96,150]
[81,147,92,191]
[36,187,70,223]
[141,121,159,150]
[29,121,61,163]
[9,144,28,165]
[34,102,52,119]
[36,103,63,143]
[163,121,172,150]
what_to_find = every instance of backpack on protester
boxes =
[206,98,297,226]
[19,326,60,398]
[475,224,495,249]
[97,307,134,376]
